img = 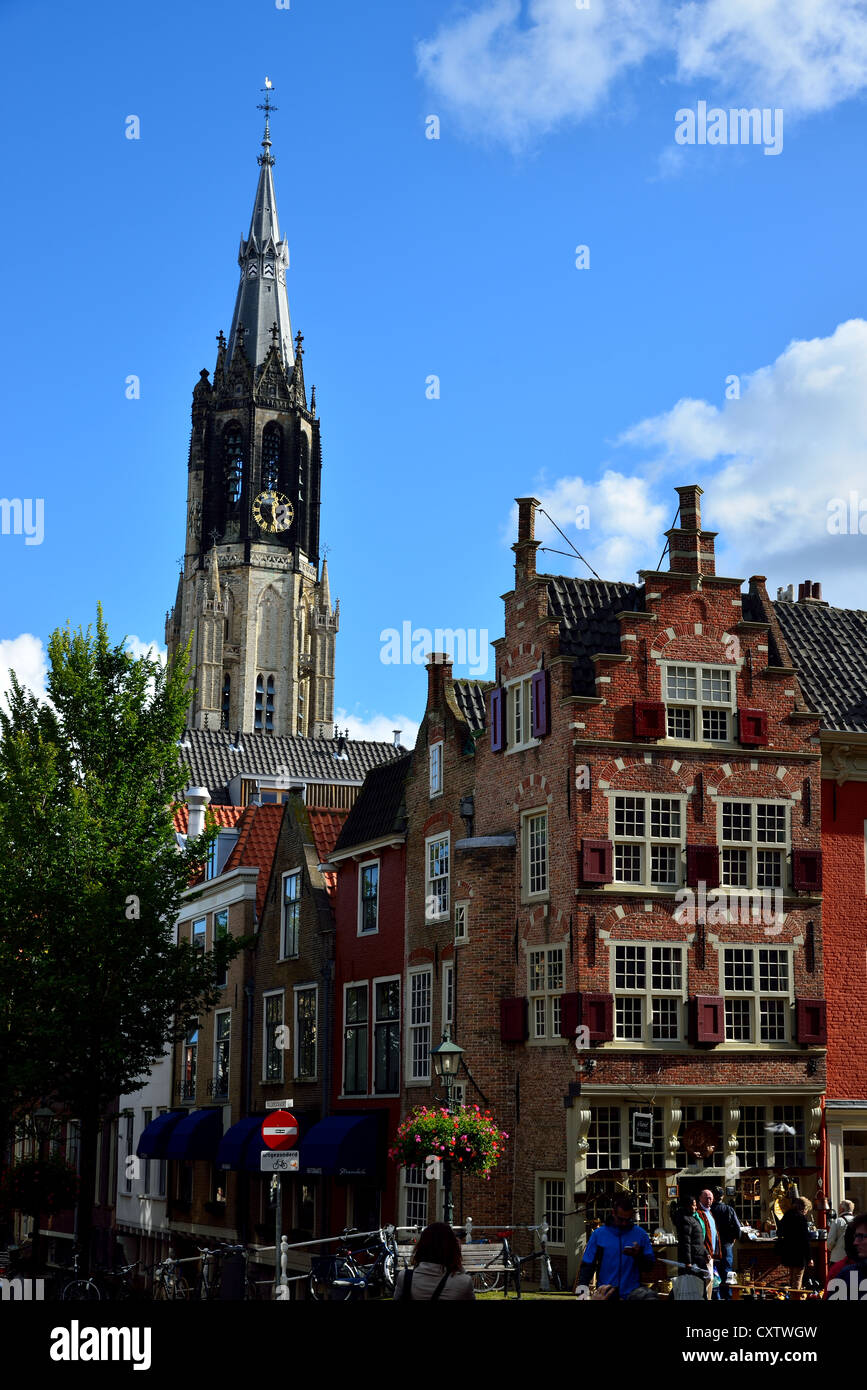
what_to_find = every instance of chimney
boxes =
[392,729,402,747]
[513,496,541,584]
[666,483,716,576]
[426,651,453,710]
[797,580,828,606]
[186,786,211,839]
[776,585,794,602]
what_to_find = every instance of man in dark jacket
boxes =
[577,1195,655,1299]
[712,1188,742,1300]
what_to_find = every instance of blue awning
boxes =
[217,1115,265,1171]
[299,1114,380,1177]
[136,1110,187,1158]
[166,1108,224,1160]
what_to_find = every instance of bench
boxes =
[394,1240,521,1297]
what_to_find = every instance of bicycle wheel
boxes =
[307,1270,330,1301]
[61,1280,101,1301]
[472,1270,502,1293]
[171,1276,190,1300]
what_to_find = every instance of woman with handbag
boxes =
[393,1222,476,1301]
[776,1197,813,1291]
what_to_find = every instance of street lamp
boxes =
[28,1104,60,1276]
[430,1030,465,1228]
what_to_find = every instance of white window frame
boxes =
[213,1008,231,1099]
[280,869,301,959]
[717,798,789,893]
[454,900,469,944]
[528,944,566,1041]
[610,942,687,1043]
[191,916,207,953]
[358,859,380,936]
[521,809,549,901]
[609,793,686,888]
[719,944,794,1044]
[443,961,455,1029]
[537,1174,567,1249]
[373,975,401,1097]
[429,741,443,798]
[407,966,432,1082]
[425,833,450,922]
[400,1164,430,1232]
[342,980,370,1097]
[294,983,318,1081]
[662,662,737,744]
[505,675,539,752]
[140,1109,152,1196]
[262,990,285,1083]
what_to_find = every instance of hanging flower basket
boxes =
[0,1159,79,1216]
[389,1105,508,1181]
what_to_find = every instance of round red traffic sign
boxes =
[261,1110,299,1151]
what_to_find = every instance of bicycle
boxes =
[93,1260,142,1302]
[307,1226,397,1301]
[59,1250,102,1302]
[152,1254,190,1300]
[195,1241,262,1301]
[511,1225,562,1292]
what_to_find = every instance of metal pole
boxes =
[539,1221,550,1291]
[275,1174,283,1293]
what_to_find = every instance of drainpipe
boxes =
[241,976,255,1247]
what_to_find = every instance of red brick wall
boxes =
[821,778,867,1098]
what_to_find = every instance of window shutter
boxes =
[685,845,720,889]
[738,708,769,746]
[796,998,827,1045]
[530,670,550,739]
[559,992,581,1039]
[633,699,666,739]
[579,992,614,1043]
[689,995,724,1046]
[488,687,505,753]
[500,996,528,1044]
[581,839,613,885]
[792,849,822,892]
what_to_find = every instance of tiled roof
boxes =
[178,727,406,802]
[172,804,246,834]
[452,679,491,731]
[773,600,867,734]
[308,808,347,865]
[545,576,642,695]
[333,753,412,854]
[224,804,285,918]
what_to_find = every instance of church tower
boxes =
[166,86,339,737]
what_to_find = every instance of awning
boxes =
[136,1110,187,1158]
[299,1114,380,1178]
[217,1115,265,1171]
[166,1108,224,1160]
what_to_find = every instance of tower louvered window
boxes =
[222,674,231,729]
[265,675,275,732]
[255,675,264,731]
[224,423,244,505]
[262,423,281,492]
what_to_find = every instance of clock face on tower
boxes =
[253,490,294,534]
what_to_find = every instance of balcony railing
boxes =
[207,1074,230,1100]
[176,1080,196,1103]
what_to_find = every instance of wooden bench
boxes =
[394,1240,521,1297]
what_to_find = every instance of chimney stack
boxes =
[666,483,716,576]
[426,652,453,710]
[513,496,541,583]
[796,580,828,606]
[392,729,402,747]
[186,786,211,839]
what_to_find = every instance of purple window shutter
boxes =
[690,995,724,1046]
[796,998,827,1045]
[792,849,822,892]
[531,670,550,738]
[559,993,581,1039]
[489,687,505,753]
[500,996,528,1043]
[581,839,613,885]
[633,700,666,739]
[738,708,769,747]
[685,845,720,890]
[580,992,614,1043]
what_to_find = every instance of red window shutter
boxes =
[792,849,822,892]
[559,992,581,1039]
[500,996,528,1043]
[796,998,827,1045]
[685,845,720,889]
[531,670,550,738]
[690,995,724,1046]
[579,992,614,1043]
[581,839,613,885]
[738,708,769,746]
[489,687,505,753]
[633,699,666,739]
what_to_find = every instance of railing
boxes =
[207,1075,229,1100]
[176,1081,196,1102]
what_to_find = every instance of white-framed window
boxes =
[191,917,207,953]
[213,1009,231,1099]
[401,1165,429,1231]
[720,945,792,1042]
[611,794,684,886]
[454,901,468,943]
[182,1024,198,1100]
[358,860,379,935]
[140,1109,152,1195]
[123,1114,134,1194]
[429,741,443,797]
[719,800,788,890]
[586,1106,623,1169]
[263,990,285,1082]
[538,1176,567,1247]
[373,977,400,1095]
[506,675,537,751]
[612,943,686,1042]
[343,982,369,1096]
[528,945,565,1040]
[522,809,549,899]
[663,663,736,743]
[425,833,450,921]
[214,908,228,988]
[443,962,454,1028]
[408,967,432,1080]
[281,870,301,958]
[294,985,318,1080]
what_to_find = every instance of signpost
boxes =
[261,1111,299,1295]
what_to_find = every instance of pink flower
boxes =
[415,1135,421,1143]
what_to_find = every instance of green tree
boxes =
[0,608,241,1268]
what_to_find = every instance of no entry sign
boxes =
[261,1110,299,1151]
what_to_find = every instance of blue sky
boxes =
[2,0,867,742]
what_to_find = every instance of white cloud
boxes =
[418,0,867,145]
[126,636,167,665]
[334,707,420,749]
[0,633,49,708]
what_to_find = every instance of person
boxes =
[712,1187,742,1301]
[392,1222,475,1300]
[825,1211,867,1298]
[775,1196,813,1291]
[577,1194,655,1299]
[695,1189,721,1300]
[827,1200,855,1263]
[674,1196,707,1277]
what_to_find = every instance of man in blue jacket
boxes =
[577,1194,655,1298]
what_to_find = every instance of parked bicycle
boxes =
[93,1259,142,1302]
[59,1250,102,1302]
[469,1226,561,1293]
[152,1254,189,1300]
[195,1241,262,1300]
[307,1226,397,1301]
